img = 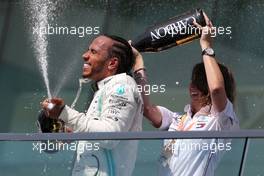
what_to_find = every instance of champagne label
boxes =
[150,16,196,41]
[132,9,205,52]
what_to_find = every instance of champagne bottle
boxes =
[132,8,206,52]
[37,102,65,133]
[37,104,65,153]
[37,107,65,133]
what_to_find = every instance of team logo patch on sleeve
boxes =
[116,85,125,95]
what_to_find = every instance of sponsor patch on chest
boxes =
[195,116,212,129]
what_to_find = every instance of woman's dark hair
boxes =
[191,62,236,104]
[103,34,134,74]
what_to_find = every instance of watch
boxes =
[202,48,215,57]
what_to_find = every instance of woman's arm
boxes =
[132,47,163,128]
[196,13,228,112]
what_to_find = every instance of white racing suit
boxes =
[58,73,143,176]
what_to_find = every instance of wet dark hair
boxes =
[103,34,134,74]
[191,62,236,104]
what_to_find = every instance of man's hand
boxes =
[128,40,144,71]
[41,98,65,119]
[193,12,214,50]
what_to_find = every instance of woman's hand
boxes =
[193,12,214,50]
[128,40,144,71]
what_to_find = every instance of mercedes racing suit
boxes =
[58,73,143,176]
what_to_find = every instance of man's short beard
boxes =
[83,64,106,81]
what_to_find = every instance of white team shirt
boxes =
[58,73,143,176]
[158,99,239,176]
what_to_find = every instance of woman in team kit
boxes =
[132,13,239,176]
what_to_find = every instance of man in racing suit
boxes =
[42,35,143,176]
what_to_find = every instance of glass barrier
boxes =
[0,132,261,176]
